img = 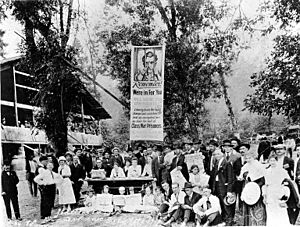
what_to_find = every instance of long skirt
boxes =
[58,178,76,205]
[242,197,266,226]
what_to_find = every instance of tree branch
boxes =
[62,0,73,48]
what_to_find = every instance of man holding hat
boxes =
[209,148,234,225]
[181,182,201,227]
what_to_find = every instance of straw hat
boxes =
[224,193,237,206]
[58,156,67,162]
[241,182,261,205]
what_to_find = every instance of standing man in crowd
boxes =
[26,154,38,197]
[70,155,86,205]
[34,162,59,222]
[152,146,165,186]
[2,161,21,220]
[222,139,241,225]
[203,140,218,175]
[209,148,234,225]
[171,143,189,182]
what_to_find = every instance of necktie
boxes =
[226,154,230,161]
[206,198,211,209]
[50,170,54,179]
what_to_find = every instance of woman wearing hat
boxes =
[238,149,266,226]
[262,154,291,226]
[57,156,76,213]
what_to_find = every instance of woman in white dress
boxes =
[262,154,291,226]
[57,156,76,213]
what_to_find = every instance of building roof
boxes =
[1,56,111,120]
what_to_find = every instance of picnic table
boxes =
[86,177,154,194]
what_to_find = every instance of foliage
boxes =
[99,0,244,141]
[11,0,85,156]
[0,1,7,57]
[244,1,300,124]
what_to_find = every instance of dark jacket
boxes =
[70,163,86,183]
[282,178,299,209]
[283,156,294,180]
[184,192,201,207]
[2,171,19,195]
[231,156,243,194]
[102,158,112,177]
[171,154,189,182]
[152,155,165,180]
[209,158,234,197]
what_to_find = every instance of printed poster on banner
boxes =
[130,45,165,141]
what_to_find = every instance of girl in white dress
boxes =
[189,164,209,194]
[57,156,76,213]
[262,154,291,227]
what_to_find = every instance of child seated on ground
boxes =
[95,185,113,213]
[74,188,97,214]
[154,186,164,207]
[139,185,158,214]
[123,186,143,213]
[112,186,126,215]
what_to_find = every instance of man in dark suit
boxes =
[109,147,124,168]
[152,146,165,186]
[181,182,201,227]
[258,137,271,162]
[223,140,242,225]
[209,148,234,226]
[282,178,300,225]
[170,143,189,182]
[2,162,21,220]
[274,144,296,224]
[203,140,218,175]
[102,150,112,177]
[70,155,86,204]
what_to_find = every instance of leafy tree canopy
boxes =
[98,0,245,141]
[244,1,300,124]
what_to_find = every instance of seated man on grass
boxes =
[193,186,224,227]
[161,182,185,226]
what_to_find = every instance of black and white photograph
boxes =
[1,0,300,226]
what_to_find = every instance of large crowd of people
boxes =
[2,136,300,226]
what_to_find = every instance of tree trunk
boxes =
[219,72,237,131]
[186,113,199,142]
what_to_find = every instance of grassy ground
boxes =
[3,170,300,227]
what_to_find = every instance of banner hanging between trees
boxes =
[130,45,165,141]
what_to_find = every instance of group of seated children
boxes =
[74,184,164,216]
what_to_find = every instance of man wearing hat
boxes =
[110,147,124,168]
[2,161,21,220]
[221,139,241,225]
[203,140,218,175]
[181,182,201,227]
[170,143,189,182]
[209,148,234,225]
[152,145,165,186]
[193,140,206,154]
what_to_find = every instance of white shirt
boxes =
[278,156,285,168]
[193,195,221,216]
[110,167,125,178]
[142,164,152,176]
[169,190,185,210]
[29,160,37,174]
[128,165,142,178]
[34,169,60,185]
[215,157,224,181]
